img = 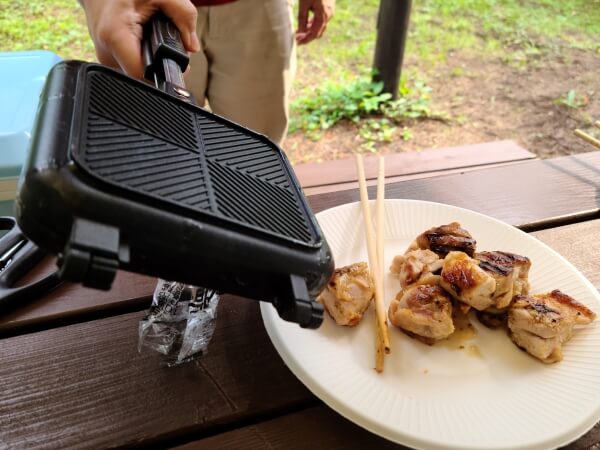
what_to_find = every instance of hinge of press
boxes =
[57,217,128,290]
[273,273,323,329]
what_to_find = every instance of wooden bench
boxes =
[293,140,537,195]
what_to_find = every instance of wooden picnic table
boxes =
[2,149,600,449]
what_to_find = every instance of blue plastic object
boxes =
[0,50,61,216]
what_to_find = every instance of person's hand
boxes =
[296,0,335,45]
[80,0,200,79]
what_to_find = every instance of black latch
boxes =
[274,274,323,329]
[57,217,127,290]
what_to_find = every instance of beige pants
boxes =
[186,0,296,146]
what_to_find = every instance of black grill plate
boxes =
[74,67,317,247]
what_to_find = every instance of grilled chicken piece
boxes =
[440,251,496,311]
[317,262,375,326]
[390,249,443,289]
[388,281,454,345]
[407,222,476,257]
[508,290,596,363]
[476,251,531,309]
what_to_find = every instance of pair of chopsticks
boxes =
[355,154,391,373]
[574,121,600,150]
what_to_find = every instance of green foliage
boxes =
[290,74,433,151]
[0,0,95,60]
[409,0,600,66]
[359,118,395,152]
[291,77,390,133]
[5,0,596,71]
[1,0,598,76]
[554,90,589,109]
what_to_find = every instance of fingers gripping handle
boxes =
[143,12,189,77]
[142,12,190,92]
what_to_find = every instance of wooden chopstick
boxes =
[376,156,390,356]
[376,156,385,285]
[594,121,600,130]
[575,129,600,150]
[355,154,390,373]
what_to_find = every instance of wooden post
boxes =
[372,0,412,99]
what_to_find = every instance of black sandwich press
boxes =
[12,13,334,328]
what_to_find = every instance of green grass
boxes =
[407,0,600,67]
[2,0,598,83]
[554,89,590,109]
[293,0,600,91]
[0,1,95,60]
[290,74,435,150]
[1,0,598,148]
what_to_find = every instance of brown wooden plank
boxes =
[293,140,536,189]
[177,404,600,450]
[176,406,408,450]
[0,295,314,450]
[308,151,600,231]
[2,220,600,449]
[302,159,529,195]
[0,255,155,334]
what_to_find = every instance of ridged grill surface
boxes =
[83,113,211,211]
[74,68,316,246]
[88,72,198,150]
[208,160,313,243]
[199,116,290,188]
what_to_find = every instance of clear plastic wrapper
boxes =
[138,280,219,366]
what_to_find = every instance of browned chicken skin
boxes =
[508,290,596,363]
[407,222,477,257]
[476,251,531,309]
[317,262,374,326]
[440,251,497,311]
[388,281,455,345]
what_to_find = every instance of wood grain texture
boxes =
[308,152,600,231]
[0,296,313,449]
[0,255,155,333]
[177,404,600,450]
[302,160,531,196]
[176,406,409,450]
[293,140,535,189]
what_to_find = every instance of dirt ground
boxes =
[285,48,600,164]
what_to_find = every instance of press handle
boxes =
[142,12,190,81]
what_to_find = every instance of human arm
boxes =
[79,0,200,78]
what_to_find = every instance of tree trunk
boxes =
[372,0,412,99]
